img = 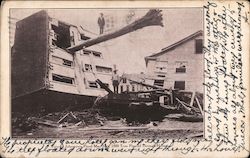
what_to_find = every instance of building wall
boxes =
[47,18,113,97]
[146,35,204,93]
[11,10,49,98]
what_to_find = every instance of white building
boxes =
[145,30,203,93]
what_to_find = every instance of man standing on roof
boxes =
[112,69,119,94]
[98,13,105,34]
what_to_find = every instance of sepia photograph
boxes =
[10,8,204,139]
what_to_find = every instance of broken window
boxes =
[63,59,73,67]
[157,74,165,78]
[154,80,164,87]
[96,66,112,73]
[174,81,185,90]
[93,52,102,58]
[52,56,73,67]
[155,61,167,73]
[175,61,187,73]
[83,50,91,55]
[176,66,186,73]
[51,22,71,49]
[85,64,92,71]
[195,39,203,54]
[88,81,98,88]
[52,74,74,84]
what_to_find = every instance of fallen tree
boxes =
[68,9,163,52]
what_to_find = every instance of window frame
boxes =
[195,39,203,54]
[52,74,75,85]
[174,81,185,90]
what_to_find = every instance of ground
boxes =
[12,109,203,139]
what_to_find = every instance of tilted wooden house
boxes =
[12,10,114,111]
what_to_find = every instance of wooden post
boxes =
[195,96,204,116]
[189,91,195,107]
[170,88,173,105]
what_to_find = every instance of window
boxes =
[63,59,73,67]
[85,64,92,71]
[93,52,102,58]
[132,85,135,92]
[52,74,74,84]
[195,39,203,54]
[176,66,186,73]
[100,83,109,89]
[155,61,167,73]
[154,80,164,87]
[83,50,91,55]
[52,56,73,67]
[157,74,165,78]
[175,61,187,73]
[103,83,109,88]
[120,85,123,92]
[96,66,112,73]
[88,81,98,88]
[122,78,127,83]
[126,85,129,92]
[174,81,185,90]
[51,22,71,49]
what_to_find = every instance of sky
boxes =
[10,8,203,74]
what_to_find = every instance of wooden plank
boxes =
[57,113,69,123]
[96,79,113,94]
[78,126,149,131]
[189,91,196,107]
[175,97,192,111]
[195,96,204,116]
[37,120,59,127]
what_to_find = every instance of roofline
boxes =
[145,30,203,61]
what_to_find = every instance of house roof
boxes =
[145,30,203,62]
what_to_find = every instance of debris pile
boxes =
[12,113,38,132]
[12,108,107,133]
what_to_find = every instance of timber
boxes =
[68,9,163,52]
[128,78,170,92]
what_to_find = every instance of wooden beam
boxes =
[78,126,149,131]
[195,96,204,116]
[57,113,69,123]
[175,97,192,112]
[189,91,196,107]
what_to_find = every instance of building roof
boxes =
[145,30,203,63]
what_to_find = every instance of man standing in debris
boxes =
[112,69,119,94]
[98,13,105,34]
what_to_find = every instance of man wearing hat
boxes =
[112,69,119,94]
[98,13,105,34]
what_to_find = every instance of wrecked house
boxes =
[118,73,152,93]
[11,10,113,111]
[12,9,164,111]
[145,30,204,93]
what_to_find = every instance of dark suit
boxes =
[98,17,105,34]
